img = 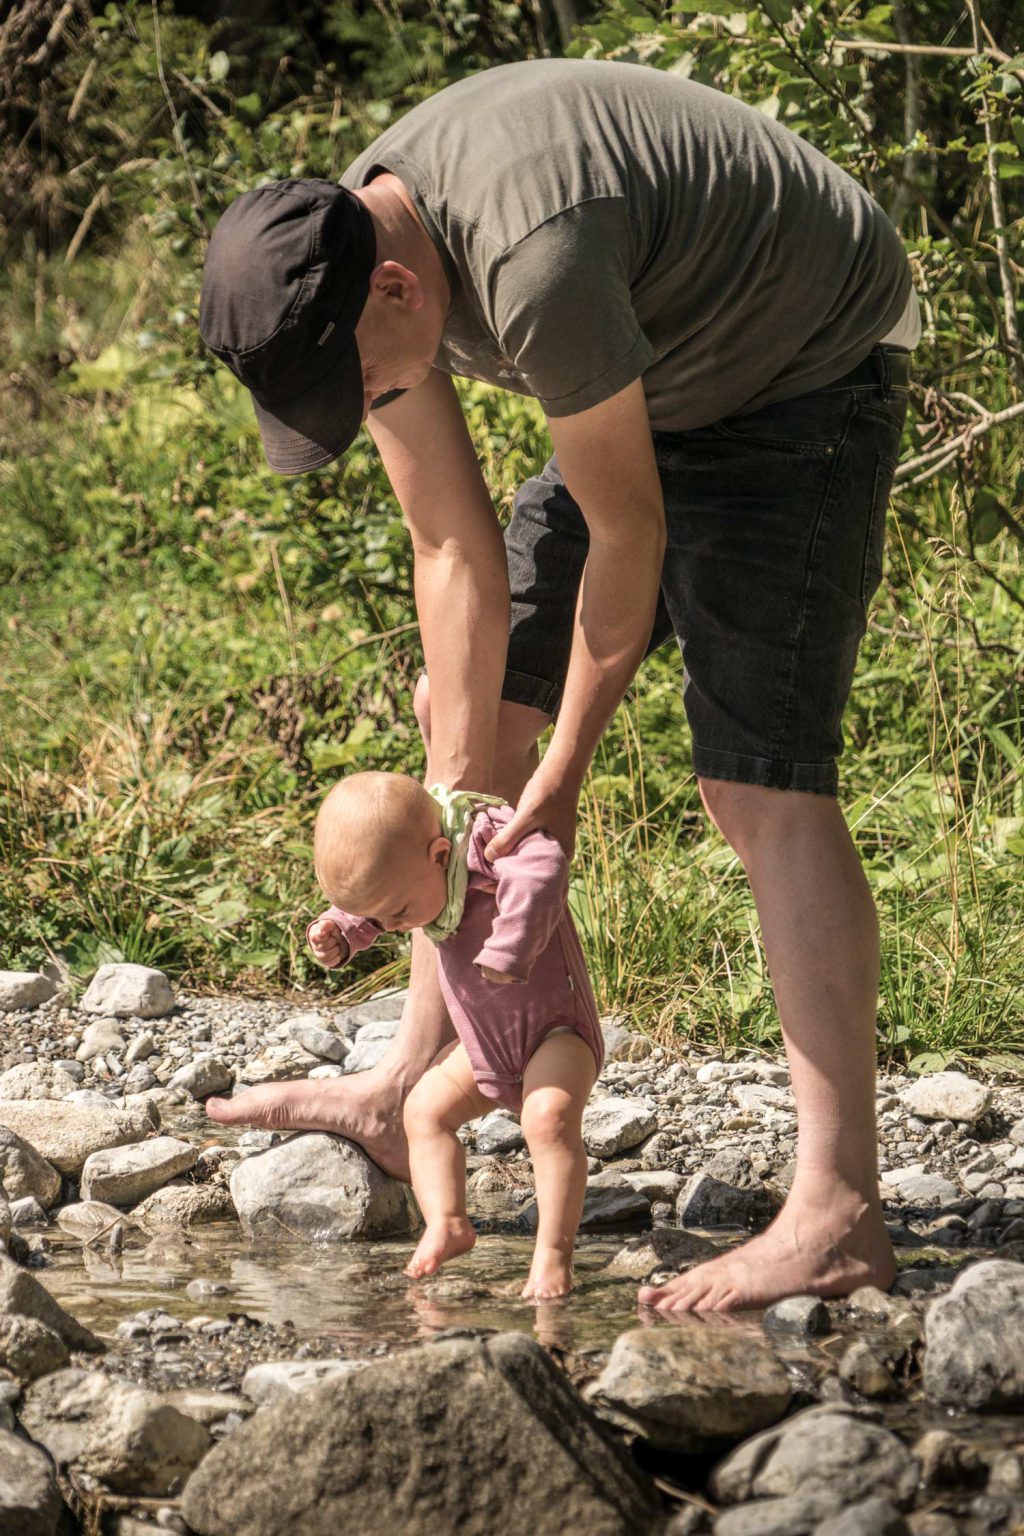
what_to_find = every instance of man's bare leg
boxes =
[205,697,549,1180]
[640,781,895,1312]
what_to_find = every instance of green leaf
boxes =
[760,0,791,21]
[908,1051,953,1075]
[971,485,1006,545]
[208,51,229,82]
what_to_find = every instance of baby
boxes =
[307,771,604,1299]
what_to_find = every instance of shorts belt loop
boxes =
[877,343,891,399]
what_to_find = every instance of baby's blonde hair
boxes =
[313,772,440,908]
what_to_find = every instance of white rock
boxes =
[582,1097,658,1158]
[0,1128,62,1209]
[0,1099,158,1177]
[0,1062,79,1100]
[229,1132,417,1242]
[235,1042,317,1086]
[76,1020,127,1061]
[621,1170,686,1204]
[168,1056,233,1099]
[731,1082,793,1114]
[125,1031,156,1064]
[80,963,175,1020]
[901,1072,991,1125]
[354,1017,402,1044]
[879,1167,959,1205]
[57,1201,128,1240]
[0,971,56,1012]
[242,1358,369,1404]
[80,1136,197,1207]
[342,1037,393,1074]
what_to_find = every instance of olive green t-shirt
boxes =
[341,59,911,429]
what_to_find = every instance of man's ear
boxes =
[369,260,424,311]
[430,835,452,870]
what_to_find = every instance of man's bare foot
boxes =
[638,1186,896,1314]
[405,1217,476,1278]
[205,1066,411,1181]
[522,1246,574,1300]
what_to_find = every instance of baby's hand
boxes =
[479,965,517,986]
[308,918,348,969]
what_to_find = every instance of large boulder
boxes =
[0,972,56,1012]
[590,1325,791,1450]
[80,1136,197,1207]
[582,1097,658,1159]
[182,1332,660,1536]
[133,1182,236,1231]
[0,1424,62,1535]
[900,1072,990,1125]
[229,1133,417,1242]
[20,1368,210,1496]
[0,1128,62,1209]
[0,1254,101,1352]
[0,1100,157,1178]
[80,963,174,1019]
[710,1404,918,1508]
[923,1259,1024,1410]
[0,1062,79,1100]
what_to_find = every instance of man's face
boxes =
[353,260,444,419]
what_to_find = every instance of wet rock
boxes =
[229,1133,417,1242]
[0,1062,79,1099]
[81,1135,197,1206]
[0,972,56,1012]
[901,1072,991,1126]
[81,963,175,1019]
[284,1015,350,1064]
[924,1258,1024,1409]
[77,1019,127,1061]
[182,1332,660,1536]
[604,1227,718,1280]
[242,1358,369,1403]
[600,1018,653,1061]
[677,1169,777,1230]
[710,1404,918,1508]
[0,1424,62,1534]
[0,1315,70,1381]
[713,1494,840,1535]
[590,1325,791,1450]
[0,1099,157,1178]
[10,1195,48,1229]
[0,1253,101,1352]
[133,1182,236,1231]
[57,1200,126,1240]
[0,1128,61,1209]
[167,1055,234,1100]
[912,1428,987,1495]
[20,1368,210,1496]
[475,1111,525,1156]
[762,1296,831,1337]
[813,1499,910,1535]
[838,1340,900,1399]
[582,1097,658,1158]
[844,1286,919,1331]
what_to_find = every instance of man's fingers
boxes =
[484,812,536,862]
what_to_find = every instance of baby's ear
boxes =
[431,835,452,869]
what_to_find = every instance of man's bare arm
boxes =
[367,368,509,791]
[486,377,665,857]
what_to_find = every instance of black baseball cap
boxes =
[199,178,376,475]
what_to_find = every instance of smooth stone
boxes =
[878,1168,959,1206]
[229,1133,416,1242]
[181,1333,659,1536]
[0,1062,79,1099]
[242,1359,369,1403]
[621,1170,686,1204]
[80,963,175,1019]
[604,1227,719,1280]
[924,1258,1024,1409]
[9,1196,48,1229]
[731,1083,793,1114]
[710,1404,918,1507]
[20,1368,209,1496]
[813,1499,910,1536]
[0,972,56,1012]
[285,1016,349,1064]
[0,1099,158,1178]
[76,1020,127,1061]
[185,1278,235,1301]
[235,1042,318,1085]
[133,1182,236,1231]
[591,1325,791,1450]
[167,1056,233,1099]
[80,1136,197,1207]
[600,1017,653,1061]
[713,1494,840,1536]
[57,1200,127,1240]
[341,1036,393,1074]
[762,1295,831,1337]
[163,1388,251,1426]
[0,1128,61,1208]
[0,1424,62,1534]
[521,1177,650,1233]
[582,1097,658,1158]
[0,1315,70,1381]
[340,989,407,1028]
[900,1071,991,1125]
[0,1253,101,1352]
[838,1340,900,1399]
[475,1111,525,1156]
[125,1031,156,1064]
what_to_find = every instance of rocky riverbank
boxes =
[2,963,1024,1534]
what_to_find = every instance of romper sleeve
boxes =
[306,907,383,968]
[471,819,569,984]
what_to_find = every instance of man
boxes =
[199,58,918,1311]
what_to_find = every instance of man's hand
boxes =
[308,919,348,969]
[478,965,518,985]
[484,760,580,862]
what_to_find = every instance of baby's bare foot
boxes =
[405,1218,476,1279]
[522,1246,574,1300]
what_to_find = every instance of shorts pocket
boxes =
[712,391,853,457]
[860,452,896,609]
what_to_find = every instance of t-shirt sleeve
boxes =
[488,200,653,418]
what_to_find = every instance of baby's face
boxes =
[351,839,449,933]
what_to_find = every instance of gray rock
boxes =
[0,1129,61,1209]
[125,1031,156,1064]
[0,1315,70,1381]
[677,1170,777,1230]
[20,1368,210,1496]
[924,1258,1024,1409]
[340,989,407,1028]
[600,1017,653,1061]
[0,1099,157,1178]
[76,1019,127,1061]
[879,1168,959,1206]
[0,1253,101,1352]
[167,1056,233,1099]
[591,1325,791,1450]
[133,1182,236,1231]
[284,1015,350,1064]
[81,963,175,1019]
[0,1424,62,1534]
[182,1332,660,1536]
[341,1037,393,1074]
[236,1042,318,1085]
[353,1017,403,1043]
[242,1359,369,1403]
[582,1097,658,1158]
[0,1062,79,1100]
[904,1518,960,1536]
[621,1170,686,1205]
[521,1175,650,1233]
[731,1083,793,1115]
[710,1405,917,1507]
[813,1498,910,1535]
[475,1111,525,1156]
[604,1228,719,1280]
[80,1135,197,1207]
[762,1296,832,1337]
[229,1133,416,1242]
[0,971,56,1012]
[9,1195,49,1229]
[713,1496,841,1536]
[900,1072,990,1125]
[838,1340,900,1400]
[56,1200,126,1240]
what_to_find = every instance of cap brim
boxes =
[252,336,364,476]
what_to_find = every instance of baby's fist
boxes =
[308,918,346,969]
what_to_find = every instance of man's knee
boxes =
[697,777,829,865]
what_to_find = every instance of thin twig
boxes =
[894,398,1024,482]
[26,0,78,68]
[63,182,109,266]
[172,65,225,119]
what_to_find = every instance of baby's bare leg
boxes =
[520,1032,598,1300]
[403,1042,491,1279]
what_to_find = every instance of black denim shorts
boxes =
[501,344,910,796]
